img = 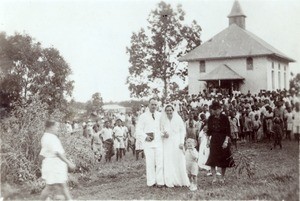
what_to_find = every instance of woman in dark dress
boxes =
[206,101,235,184]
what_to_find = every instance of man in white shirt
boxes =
[100,121,114,162]
[136,98,164,187]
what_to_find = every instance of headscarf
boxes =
[160,104,185,132]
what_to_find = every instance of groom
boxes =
[136,98,164,187]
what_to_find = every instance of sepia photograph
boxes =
[0,0,299,200]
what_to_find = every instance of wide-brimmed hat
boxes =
[211,101,221,110]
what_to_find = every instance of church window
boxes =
[278,63,281,70]
[284,66,286,71]
[199,60,206,73]
[246,57,253,70]
[272,62,274,69]
[284,72,287,89]
[278,71,281,89]
[272,71,275,90]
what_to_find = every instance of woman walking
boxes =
[206,101,235,184]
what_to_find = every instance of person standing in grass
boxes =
[121,121,129,156]
[127,116,137,155]
[91,125,104,162]
[253,114,263,142]
[113,119,125,161]
[198,125,211,174]
[184,138,199,191]
[206,101,235,184]
[270,117,283,149]
[40,120,76,201]
[100,120,114,162]
[228,111,239,149]
[134,114,145,160]
[293,102,300,143]
[284,107,293,141]
[160,104,190,188]
[136,98,164,187]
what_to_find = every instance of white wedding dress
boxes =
[160,108,190,187]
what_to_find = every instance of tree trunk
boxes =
[163,78,168,105]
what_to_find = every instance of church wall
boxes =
[187,61,202,95]
[266,58,290,91]
[187,57,270,95]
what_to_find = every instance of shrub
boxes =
[0,95,69,184]
[61,132,98,173]
[233,149,258,179]
[0,97,48,183]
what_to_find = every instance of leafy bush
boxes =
[233,149,258,179]
[0,95,73,184]
[61,132,98,173]
[1,97,48,183]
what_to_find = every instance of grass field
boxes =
[3,140,299,200]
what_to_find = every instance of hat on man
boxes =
[211,101,221,110]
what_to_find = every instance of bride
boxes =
[160,104,190,188]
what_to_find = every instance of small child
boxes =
[198,125,210,172]
[293,102,300,144]
[271,117,283,149]
[229,111,239,149]
[244,112,254,142]
[253,114,262,142]
[113,119,125,161]
[121,121,129,156]
[40,120,76,201]
[91,125,104,162]
[185,138,199,191]
[284,107,293,141]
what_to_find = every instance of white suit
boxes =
[136,110,164,186]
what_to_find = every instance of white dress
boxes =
[198,130,210,170]
[293,110,300,134]
[160,114,190,187]
[40,132,68,184]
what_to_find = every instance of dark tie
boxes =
[152,113,155,120]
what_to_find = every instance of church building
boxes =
[179,0,295,95]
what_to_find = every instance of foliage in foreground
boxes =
[233,149,258,179]
[1,97,48,183]
[0,95,97,186]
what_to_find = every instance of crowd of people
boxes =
[80,88,300,164]
[39,88,300,199]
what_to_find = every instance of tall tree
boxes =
[0,32,73,111]
[85,92,103,115]
[290,73,300,92]
[126,1,201,102]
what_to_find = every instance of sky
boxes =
[1,0,299,102]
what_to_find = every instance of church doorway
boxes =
[206,80,242,95]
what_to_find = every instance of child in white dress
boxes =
[40,120,76,201]
[185,138,199,191]
[198,125,210,171]
[285,107,293,140]
[293,102,300,143]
